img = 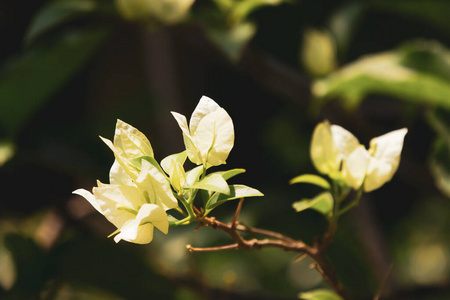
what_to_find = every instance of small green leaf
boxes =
[292,192,333,215]
[290,174,331,190]
[217,168,246,180]
[206,184,263,212]
[298,289,343,300]
[190,173,230,195]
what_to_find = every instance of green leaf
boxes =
[217,168,246,180]
[298,289,343,300]
[190,173,230,195]
[290,174,331,190]
[206,184,263,211]
[292,192,333,215]
[0,26,112,136]
[24,0,98,45]
[313,41,450,111]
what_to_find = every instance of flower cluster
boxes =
[310,120,407,192]
[74,96,262,244]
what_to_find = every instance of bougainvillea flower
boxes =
[311,121,407,192]
[171,96,234,167]
[343,128,408,192]
[73,160,177,244]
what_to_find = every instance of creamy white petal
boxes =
[161,152,187,192]
[310,121,341,175]
[135,159,178,210]
[192,110,217,163]
[114,119,153,157]
[189,96,220,134]
[171,111,202,165]
[205,107,234,166]
[109,160,134,186]
[364,128,407,192]
[114,220,154,244]
[342,146,371,190]
[100,136,139,179]
[137,203,169,234]
[330,124,361,159]
[116,128,153,159]
[93,184,143,228]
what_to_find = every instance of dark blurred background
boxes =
[1,0,450,299]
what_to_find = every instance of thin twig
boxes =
[374,263,394,300]
[231,198,244,230]
[187,243,239,252]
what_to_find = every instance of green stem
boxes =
[338,185,364,216]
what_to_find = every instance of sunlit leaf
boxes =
[190,173,230,194]
[217,168,246,180]
[290,174,331,190]
[313,41,450,111]
[24,0,98,45]
[206,184,263,212]
[292,192,333,215]
[298,289,343,300]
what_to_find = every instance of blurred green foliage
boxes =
[1,0,450,299]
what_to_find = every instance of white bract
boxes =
[171,96,234,167]
[73,160,177,244]
[310,121,360,179]
[101,119,153,179]
[311,121,407,192]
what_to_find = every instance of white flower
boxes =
[73,160,177,244]
[343,128,408,192]
[311,121,407,192]
[171,96,234,167]
[310,120,360,179]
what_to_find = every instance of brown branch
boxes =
[190,215,350,300]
